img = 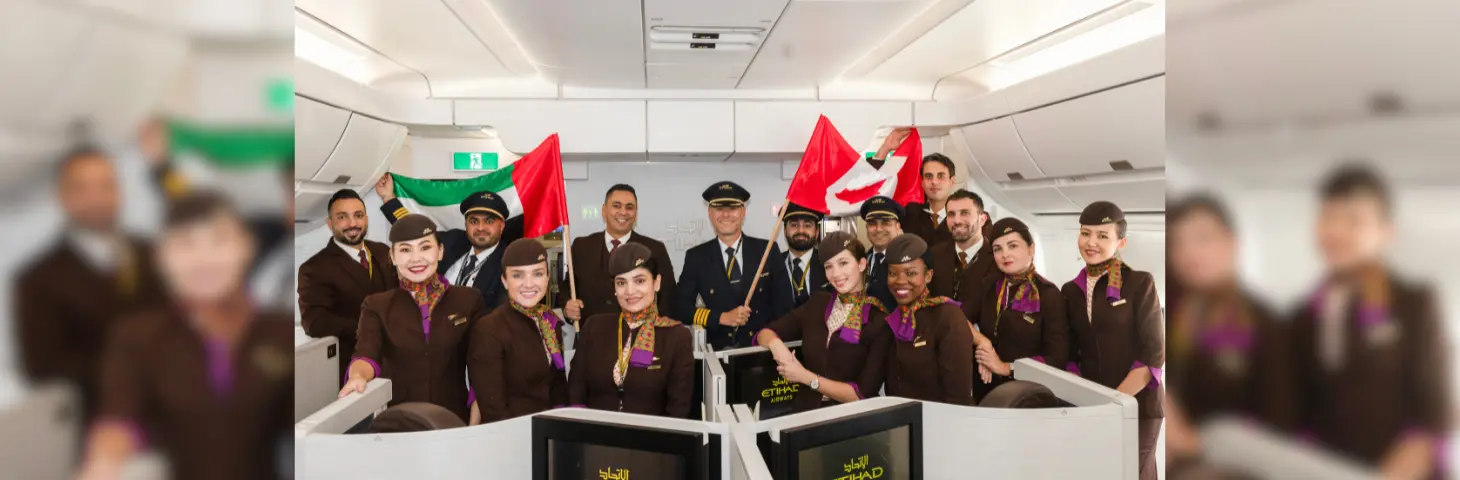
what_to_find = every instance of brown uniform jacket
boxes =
[884,301,975,406]
[470,305,570,423]
[98,308,293,480]
[298,239,397,384]
[1288,274,1451,465]
[764,293,892,413]
[902,202,953,247]
[977,275,1070,387]
[354,286,486,422]
[568,313,695,417]
[1061,266,1164,419]
[556,231,677,320]
[1169,291,1294,430]
[15,237,167,423]
[928,240,997,322]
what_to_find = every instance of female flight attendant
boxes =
[340,214,487,423]
[1060,201,1164,480]
[756,231,893,413]
[568,243,695,417]
[470,238,570,424]
[1164,195,1294,472]
[973,218,1069,399]
[880,234,991,406]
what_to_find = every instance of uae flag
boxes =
[385,134,568,237]
[786,115,923,217]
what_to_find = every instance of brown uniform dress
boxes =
[975,275,1069,401]
[1169,290,1295,430]
[470,305,570,423]
[901,202,953,247]
[556,231,677,319]
[884,301,975,406]
[928,240,997,321]
[763,293,893,413]
[1289,273,1451,469]
[298,239,397,384]
[1062,265,1164,480]
[16,237,167,427]
[97,309,293,480]
[568,313,695,417]
[353,286,486,422]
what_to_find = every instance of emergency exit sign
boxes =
[453,152,500,171]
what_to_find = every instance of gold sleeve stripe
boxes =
[694,309,709,327]
[392,207,408,219]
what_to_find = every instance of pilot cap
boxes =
[884,234,931,268]
[1078,201,1125,226]
[860,196,904,222]
[989,217,1033,244]
[703,181,750,207]
[817,231,863,262]
[460,191,508,220]
[502,238,548,268]
[608,243,655,277]
[782,202,824,224]
[389,214,438,244]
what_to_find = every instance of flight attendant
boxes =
[859,196,904,308]
[80,192,291,480]
[756,231,893,413]
[298,189,397,386]
[470,238,570,423]
[927,189,995,321]
[339,214,487,423]
[1289,166,1448,478]
[559,184,677,324]
[1060,201,1164,480]
[568,243,695,417]
[880,234,989,406]
[902,154,957,246]
[1165,194,1294,470]
[378,175,521,309]
[972,218,1068,401]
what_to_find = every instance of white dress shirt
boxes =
[956,239,983,265]
[719,236,744,281]
[446,243,498,287]
[606,231,633,252]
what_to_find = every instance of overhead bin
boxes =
[310,113,405,185]
[454,100,648,155]
[1011,76,1164,178]
[294,96,352,181]
[960,118,1043,181]
[1058,178,1165,212]
[997,188,1081,214]
[733,101,911,153]
[647,100,734,161]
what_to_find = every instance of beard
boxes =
[787,233,816,251]
[333,228,365,246]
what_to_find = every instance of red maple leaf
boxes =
[834,179,887,204]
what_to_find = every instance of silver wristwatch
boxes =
[810,376,820,390]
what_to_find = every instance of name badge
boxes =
[914,341,927,348]
[1023,314,1036,324]
[452,315,467,326]
[1367,321,1400,347]
[1111,299,1127,307]
[647,365,662,370]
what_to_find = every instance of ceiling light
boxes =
[990,1,1164,80]
[294,26,370,84]
[649,42,754,51]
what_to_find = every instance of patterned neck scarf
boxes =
[1309,263,1391,329]
[827,292,888,345]
[886,290,953,342]
[401,274,448,323]
[997,264,1041,317]
[1171,286,1253,365]
[1074,257,1124,301]
[511,301,565,371]
[613,303,682,387]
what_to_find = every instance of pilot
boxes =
[339,214,486,424]
[674,181,780,349]
[768,202,831,318]
[1288,165,1449,478]
[972,218,1069,401]
[927,189,995,322]
[880,234,989,406]
[377,174,520,309]
[559,184,677,325]
[567,243,694,417]
[859,196,904,308]
[79,192,291,480]
[1164,194,1294,471]
[1060,201,1164,480]
[901,153,957,247]
[756,231,893,413]
[298,189,398,386]
[470,238,570,423]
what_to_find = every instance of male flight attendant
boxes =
[927,189,995,321]
[675,181,781,349]
[297,189,397,385]
[559,184,677,324]
[902,153,958,246]
[768,202,830,318]
[377,175,515,309]
[859,196,904,309]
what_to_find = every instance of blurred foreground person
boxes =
[80,192,292,480]
[1291,165,1451,478]
[15,148,167,431]
[1165,195,1294,474]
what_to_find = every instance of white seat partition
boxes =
[0,383,79,480]
[294,336,340,422]
[295,378,393,438]
[1199,417,1376,480]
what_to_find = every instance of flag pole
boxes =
[564,223,578,330]
[743,198,790,309]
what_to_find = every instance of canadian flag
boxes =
[786,115,923,217]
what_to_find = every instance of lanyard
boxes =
[786,254,810,297]
[724,237,743,280]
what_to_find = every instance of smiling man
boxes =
[559,184,676,324]
[768,202,830,317]
[860,196,905,308]
[378,175,517,310]
[298,189,398,385]
[902,153,957,246]
[676,181,780,349]
[928,189,994,321]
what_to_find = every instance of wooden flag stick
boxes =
[564,223,579,330]
[744,198,790,308]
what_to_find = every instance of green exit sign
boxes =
[453,152,500,171]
